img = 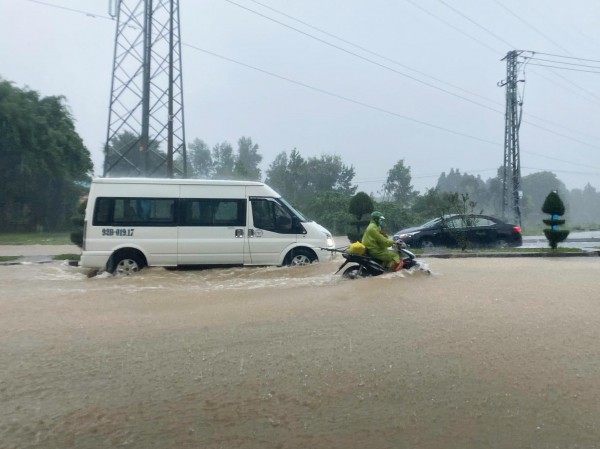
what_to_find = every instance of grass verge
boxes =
[412,246,583,255]
[53,254,81,261]
[0,232,72,245]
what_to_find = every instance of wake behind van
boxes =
[81,178,335,274]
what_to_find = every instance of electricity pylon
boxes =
[103,0,186,177]
[498,50,524,226]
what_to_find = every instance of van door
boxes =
[248,197,298,265]
[178,186,248,265]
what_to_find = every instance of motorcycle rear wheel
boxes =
[342,265,369,279]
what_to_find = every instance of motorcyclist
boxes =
[361,211,403,272]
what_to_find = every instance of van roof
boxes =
[92,178,265,187]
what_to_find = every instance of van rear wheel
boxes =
[286,248,316,266]
[109,251,145,275]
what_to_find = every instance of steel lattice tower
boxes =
[104,0,186,177]
[499,50,524,226]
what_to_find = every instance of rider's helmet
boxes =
[371,211,385,226]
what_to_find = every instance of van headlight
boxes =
[325,234,334,248]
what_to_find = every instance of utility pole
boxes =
[104,0,186,178]
[498,50,524,226]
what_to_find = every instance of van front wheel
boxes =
[109,251,146,275]
[286,248,316,266]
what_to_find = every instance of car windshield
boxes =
[419,217,442,229]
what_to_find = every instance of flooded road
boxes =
[1,257,600,449]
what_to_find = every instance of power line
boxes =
[26,0,114,21]
[491,0,573,55]
[404,0,503,55]
[529,63,600,105]
[436,0,515,49]
[402,0,600,136]
[524,66,600,107]
[246,0,501,109]
[525,62,600,75]
[223,0,504,115]
[522,51,600,64]
[182,43,500,146]
[429,0,600,109]
[524,56,600,70]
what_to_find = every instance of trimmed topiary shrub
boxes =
[542,190,569,249]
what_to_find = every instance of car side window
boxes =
[446,217,463,228]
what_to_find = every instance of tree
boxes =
[305,192,352,236]
[383,159,415,203]
[265,149,356,213]
[436,168,487,213]
[521,171,567,228]
[104,130,167,177]
[0,79,92,231]
[566,183,600,226]
[265,149,308,205]
[375,201,417,236]
[412,188,452,222]
[211,141,236,179]
[542,190,569,249]
[187,138,213,178]
[234,136,262,180]
[305,154,357,196]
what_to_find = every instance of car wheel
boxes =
[110,251,145,275]
[495,238,509,248]
[420,239,435,249]
[286,248,316,266]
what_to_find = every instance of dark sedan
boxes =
[394,214,522,249]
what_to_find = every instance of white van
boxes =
[81,178,335,274]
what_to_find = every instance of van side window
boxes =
[181,199,246,227]
[93,197,176,226]
[94,198,112,224]
[251,198,295,234]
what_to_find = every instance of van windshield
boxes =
[279,197,308,222]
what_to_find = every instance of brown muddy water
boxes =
[1,257,600,449]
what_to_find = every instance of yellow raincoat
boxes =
[361,220,400,269]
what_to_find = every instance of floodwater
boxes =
[1,256,600,449]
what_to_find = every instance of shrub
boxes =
[542,191,569,249]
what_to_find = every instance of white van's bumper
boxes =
[80,252,110,269]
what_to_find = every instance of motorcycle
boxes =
[323,237,430,279]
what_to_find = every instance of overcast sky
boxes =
[1,0,599,195]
